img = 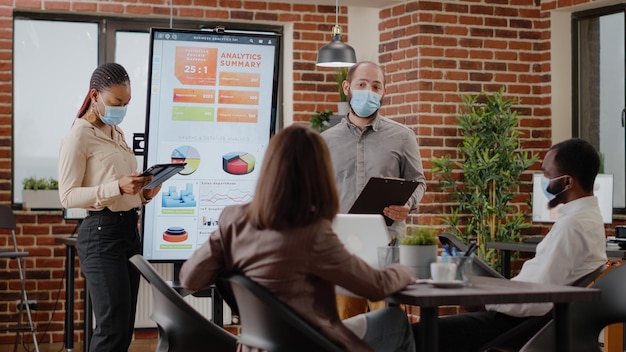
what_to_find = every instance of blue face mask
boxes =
[349,89,382,118]
[96,96,127,126]
[541,175,569,197]
[541,175,569,209]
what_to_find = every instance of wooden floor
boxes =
[1,338,158,352]
[1,326,239,352]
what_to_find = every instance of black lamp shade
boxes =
[316,33,356,68]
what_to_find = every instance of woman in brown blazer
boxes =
[180,124,415,352]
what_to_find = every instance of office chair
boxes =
[0,205,39,352]
[515,263,625,352]
[478,264,609,352]
[217,273,344,352]
[128,255,237,352]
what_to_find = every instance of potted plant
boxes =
[309,109,334,133]
[431,89,538,270]
[335,67,349,115]
[22,176,62,210]
[399,226,438,279]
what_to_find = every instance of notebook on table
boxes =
[332,214,391,269]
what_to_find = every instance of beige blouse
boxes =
[58,118,141,211]
[180,204,413,352]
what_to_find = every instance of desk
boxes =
[55,237,92,352]
[387,276,600,352]
[486,241,626,278]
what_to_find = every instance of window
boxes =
[573,5,626,210]
[11,12,282,206]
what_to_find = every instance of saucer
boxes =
[429,280,464,288]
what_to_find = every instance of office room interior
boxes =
[2,0,626,350]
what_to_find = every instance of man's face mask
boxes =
[349,89,382,118]
[541,175,569,209]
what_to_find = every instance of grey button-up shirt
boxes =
[322,115,426,237]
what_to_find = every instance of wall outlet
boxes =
[15,300,37,311]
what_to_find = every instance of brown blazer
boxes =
[180,204,413,352]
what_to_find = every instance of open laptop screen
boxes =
[332,214,391,269]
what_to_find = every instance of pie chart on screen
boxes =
[222,152,256,175]
[171,145,200,175]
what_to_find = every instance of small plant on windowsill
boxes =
[22,177,61,210]
[22,177,58,190]
[309,109,334,133]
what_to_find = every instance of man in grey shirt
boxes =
[322,61,427,319]
[322,61,426,239]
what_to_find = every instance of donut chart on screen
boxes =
[222,152,256,175]
[171,146,200,175]
[163,226,188,242]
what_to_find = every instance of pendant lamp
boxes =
[316,0,356,67]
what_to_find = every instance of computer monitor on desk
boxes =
[531,173,614,224]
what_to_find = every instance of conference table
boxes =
[386,276,600,352]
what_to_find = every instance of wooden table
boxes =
[486,241,626,278]
[387,276,600,352]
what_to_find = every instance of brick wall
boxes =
[378,0,552,227]
[0,0,624,346]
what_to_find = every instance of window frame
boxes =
[571,4,626,213]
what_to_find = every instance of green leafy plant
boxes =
[335,67,348,102]
[22,177,58,190]
[431,89,538,268]
[309,109,334,132]
[401,227,438,246]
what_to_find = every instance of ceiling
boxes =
[280,0,408,8]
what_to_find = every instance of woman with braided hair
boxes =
[58,63,160,351]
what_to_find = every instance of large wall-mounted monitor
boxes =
[142,27,281,261]
[532,173,614,224]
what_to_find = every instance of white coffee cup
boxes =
[430,262,457,282]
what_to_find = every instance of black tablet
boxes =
[141,163,186,189]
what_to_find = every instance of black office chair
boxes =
[478,264,608,352]
[129,255,237,352]
[217,273,344,352]
[438,233,504,279]
[0,205,39,352]
[516,263,625,352]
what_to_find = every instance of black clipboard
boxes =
[348,177,418,226]
[141,163,186,189]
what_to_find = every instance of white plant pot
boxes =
[337,101,349,115]
[399,245,437,279]
[22,190,62,210]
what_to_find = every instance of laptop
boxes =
[332,214,391,269]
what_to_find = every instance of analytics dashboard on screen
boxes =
[142,28,281,261]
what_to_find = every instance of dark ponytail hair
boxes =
[76,63,130,119]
